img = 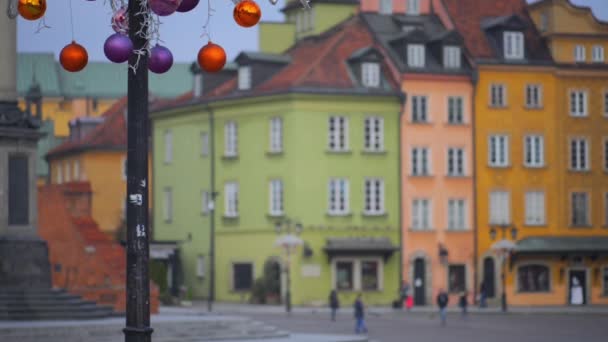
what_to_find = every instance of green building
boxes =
[152,15,404,305]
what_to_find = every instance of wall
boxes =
[259,22,296,54]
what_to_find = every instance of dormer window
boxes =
[238,66,251,90]
[407,0,420,15]
[361,62,380,88]
[592,45,604,63]
[443,46,461,69]
[379,0,392,14]
[407,44,425,68]
[193,73,203,98]
[574,45,586,62]
[504,31,524,60]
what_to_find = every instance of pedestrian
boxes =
[436,288,449,326]
[459,291,468,319]
[329,289,339,321]
[479,281,487,308]
[400,281,411,310]
[353,294,368,334]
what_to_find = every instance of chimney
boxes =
[69,116,104,142]
[63,182,93,218]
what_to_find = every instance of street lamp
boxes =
[274,218,303,314]
[489,224,518,313]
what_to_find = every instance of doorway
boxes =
[413,258,426,306]
[568,269,587,306]
[483,257,496,298]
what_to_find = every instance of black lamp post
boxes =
[274,218,303,314]
[489,224,518,313]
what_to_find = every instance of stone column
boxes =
[0,7,17,102]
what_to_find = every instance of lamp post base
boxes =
[123,327,153,342]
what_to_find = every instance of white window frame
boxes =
[224,182,239,218]
[224,121,238,157]
[447,96,464,124]
[574,45,586,62]
[407,44,425,68]
[447,147,465,176]
[364,178,385,216]
[488,135,510,167]
[196,255,205,278]
[504,31,524,60]
[411,95,428,123]
[269,117,283,153]
[411,147,430,176]
[238,66,251,90]
[201,132,209,157]
[489,191,510,225]
[364,116,384,152]
[73,160,80,182]
[569,90,588,117]
[163,187,173,222]
[592,45,604,63]
[411,198,432,230]
[407,0,420,15]
[571,191,590,227]
[269,179,284,217]
[490,84,506,107]
[201,190,210,215]
[64,162,71,183]
[570,137,590,171]
[328,178,350,216]
[443,46,461,69]
[379,0,392,15]
[524,134,544,168]
[525,191,546,226]
[164,129,173,164]
[332,257,384,292]
[328,116,349,152]
[525,84,543,108]
[361,62,381,88]
[447,198,467,230]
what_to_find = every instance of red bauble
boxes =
[18,0,46,21]
[60,41,89,73]
[198,42,226,73]
[233,0,261,28]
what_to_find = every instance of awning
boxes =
[323,237,398,260]
[150,241,179,260]
[515,237,608,255]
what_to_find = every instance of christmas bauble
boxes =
[60,41,88,73]
[149,0,182,16]
[104,33,133,63]
[177,0,200,12]
[233,0,261,28]
[198,42,226,73]
[112,7,129,34]
[18,0,47,21]
[149,45,174,74]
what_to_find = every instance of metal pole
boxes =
[207,106,216,312]
[123,1,152,341]
[501,258,507,312]
[286,246,291,314]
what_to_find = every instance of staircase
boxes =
[0,288,115,320]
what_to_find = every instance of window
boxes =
[490,84,506,107]
[328,178,349,215]
[164,130,172,163]
[121,157,127,180]
[604,139,608,171]
[196,255,205,278]
[570,138,589,171]
[269,117,283,153]
[64,162,70,182]
[411,198,431,230]
[593,45,604,62]
[447,199,466,230]
[448,265,466,293]
[201,132,209,157]
[443,46,461,69]
[232,263,253,291]
[328,116,349,152]
[489,191,510,225]
[407,0,420,15]
[379,0,392,15]
[569,90,588,117]
[524,135,544,167]
[605,193,608,226]
[540,12,549,32]
[364,178,385,215]
[604,92,608,117]
[361,62,380,88]
[571,192,589,226]
[525,84,542,108]
[503,31,524,60]
[238,66,251,90]
[334,259,382,291]
[361,260,380,291]
[269,179,283,216]
[364,116,384,152]
[193,73,203,97]
[224,121,238,157]
[448,96,464,124]
[224,182,239,217]
[335,261,354,290]
[574,45,586,62]
[56,164,63,184]
[411,96,428,123]
[163,187,172,222]
[518,265,550,292]
[489,135,509,167]
[525,191,545,225]
[73,160,80,181]
[201,190,210,215]
[411,147,430,175]
[8,155,29,225]
[407,44,425,68]
[447,147,465,176]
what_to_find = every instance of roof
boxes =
[528,0,608,27]
[441,0,553,62]
[516,237,608,254]
[17,53,62,97]
[281,0,358,12]
[323,237,398,259]
[46,97,128,159]
[236,51,292,64]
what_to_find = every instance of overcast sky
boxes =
[16,0,608,63]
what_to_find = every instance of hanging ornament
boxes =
[111,6,129,34]
[233,0,261,28]
[149,0,183,16]
[176,0,199,12]
[198,42,226,73]
[18,0,47,21]
[60,41,88,73]
[149,45,174,74]
[104,33,133,63]
[268,0,278,4]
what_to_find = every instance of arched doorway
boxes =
[413,257,426,305]
[483,257,496,298]
[263,258,282,304]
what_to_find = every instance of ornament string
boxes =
[69,0,75,41]
[201,0,216,42]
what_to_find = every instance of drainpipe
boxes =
[471,69,479,304]
[397,90,407,298]
[204,103,216,312]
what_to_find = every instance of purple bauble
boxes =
[149,0,182,16]
[149,45,174,74]
[111,7,128,33]
[176,0,200,12]
[104,33,133,63]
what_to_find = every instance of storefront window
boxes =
[232,263,253,291]
[336,261,354,290]
[448,265,466,293]
[518,265,550,292]
[603,267,608,296]
[361,260,379,291]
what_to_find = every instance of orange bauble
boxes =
[233,0,261,28]
[18,0,47,21]
[198,42,226,73]
[60,42,89,73]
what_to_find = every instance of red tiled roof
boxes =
[442,0,552,61]
[47,96,128,159]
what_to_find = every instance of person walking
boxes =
[459,291,468,319]
[400,281,411,310]
[436,288,449,326]
[354,294,368,334]
[329,289,340,321]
